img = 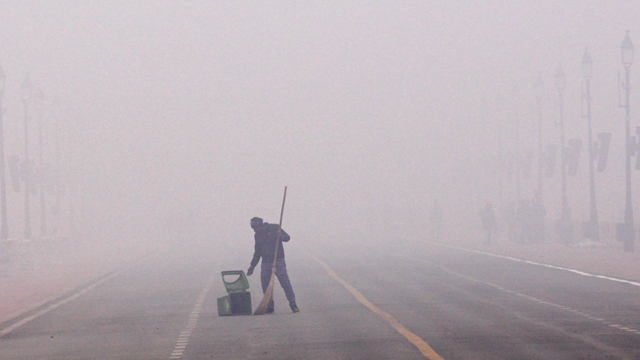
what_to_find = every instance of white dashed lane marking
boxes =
[399,254,640,336]
[168,274,215,359]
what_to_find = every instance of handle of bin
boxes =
[221,270,249,286]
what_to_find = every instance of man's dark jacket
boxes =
[250,223,290,267]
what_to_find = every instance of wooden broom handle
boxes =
[270,186,287,270]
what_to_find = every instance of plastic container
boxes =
[217,270,252,316]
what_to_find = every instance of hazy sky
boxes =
[0,1,638,245]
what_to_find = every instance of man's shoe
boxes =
[291,305,299,313]
[266,308,274,314]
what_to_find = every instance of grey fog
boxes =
[1,1,640,359]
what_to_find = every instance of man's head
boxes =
[250,217,263,229]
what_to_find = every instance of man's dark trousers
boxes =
[260,258,297,311]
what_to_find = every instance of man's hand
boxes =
[247,266,255,276]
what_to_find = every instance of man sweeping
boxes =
[247,217,299,314]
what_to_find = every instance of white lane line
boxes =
[399,254,640,336]
[167,274,215,360]
[424,242,640,288]
[0,269,124,337]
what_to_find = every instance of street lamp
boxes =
[620,31,635,252]
[556,64,573,243]
[0,65,8,239]
[581,48,599,242]
[533,73,545,242]
[20,75,32,239]
[508,83,523,243]
[534,73,544,202]
[51,97,60,236]
[513,83,522,203]
[33,87,46,237]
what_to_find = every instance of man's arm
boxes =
[247,242,261,276]
[250,241,261,266]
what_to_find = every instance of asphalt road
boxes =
[1,239,640,359]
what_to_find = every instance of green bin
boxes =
[217,270,252,316]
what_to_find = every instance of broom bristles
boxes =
[253,274,276,315]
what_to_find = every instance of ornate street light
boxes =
[33,87,46,237]
[533,73,545,242]
[556,64,572,243]
[582,48,593,79]
[51,97,61,236]
[622,31,634,68]
[620,31,635,252]
[581,48,599,242]
[533,74,544,202]
[0,65,7,239]
[513,83,522,204]
[20,75,32,239]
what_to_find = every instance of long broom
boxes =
[253,186,287,315]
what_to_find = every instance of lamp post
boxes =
[556,64,572,243]
[510,83,522,243]
[52,97,60,236]
[0,65,7,239]
[513,83,522,203]
[582,48,600,242]
[33,87,46,237]
[621,31,635,252]
[20,76,32,239]
[534,74,544,203]
[533,73,545,242]
[495,93,504,210]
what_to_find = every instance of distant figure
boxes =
[506,200,519,242]
[479,202,497,244]
[246,217,299,314]
[430,200,443,241]
[530,198,546,243]
[516,199,532,244]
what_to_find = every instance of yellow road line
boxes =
[309,254,445,360]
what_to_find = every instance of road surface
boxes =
[1,239,640,359]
